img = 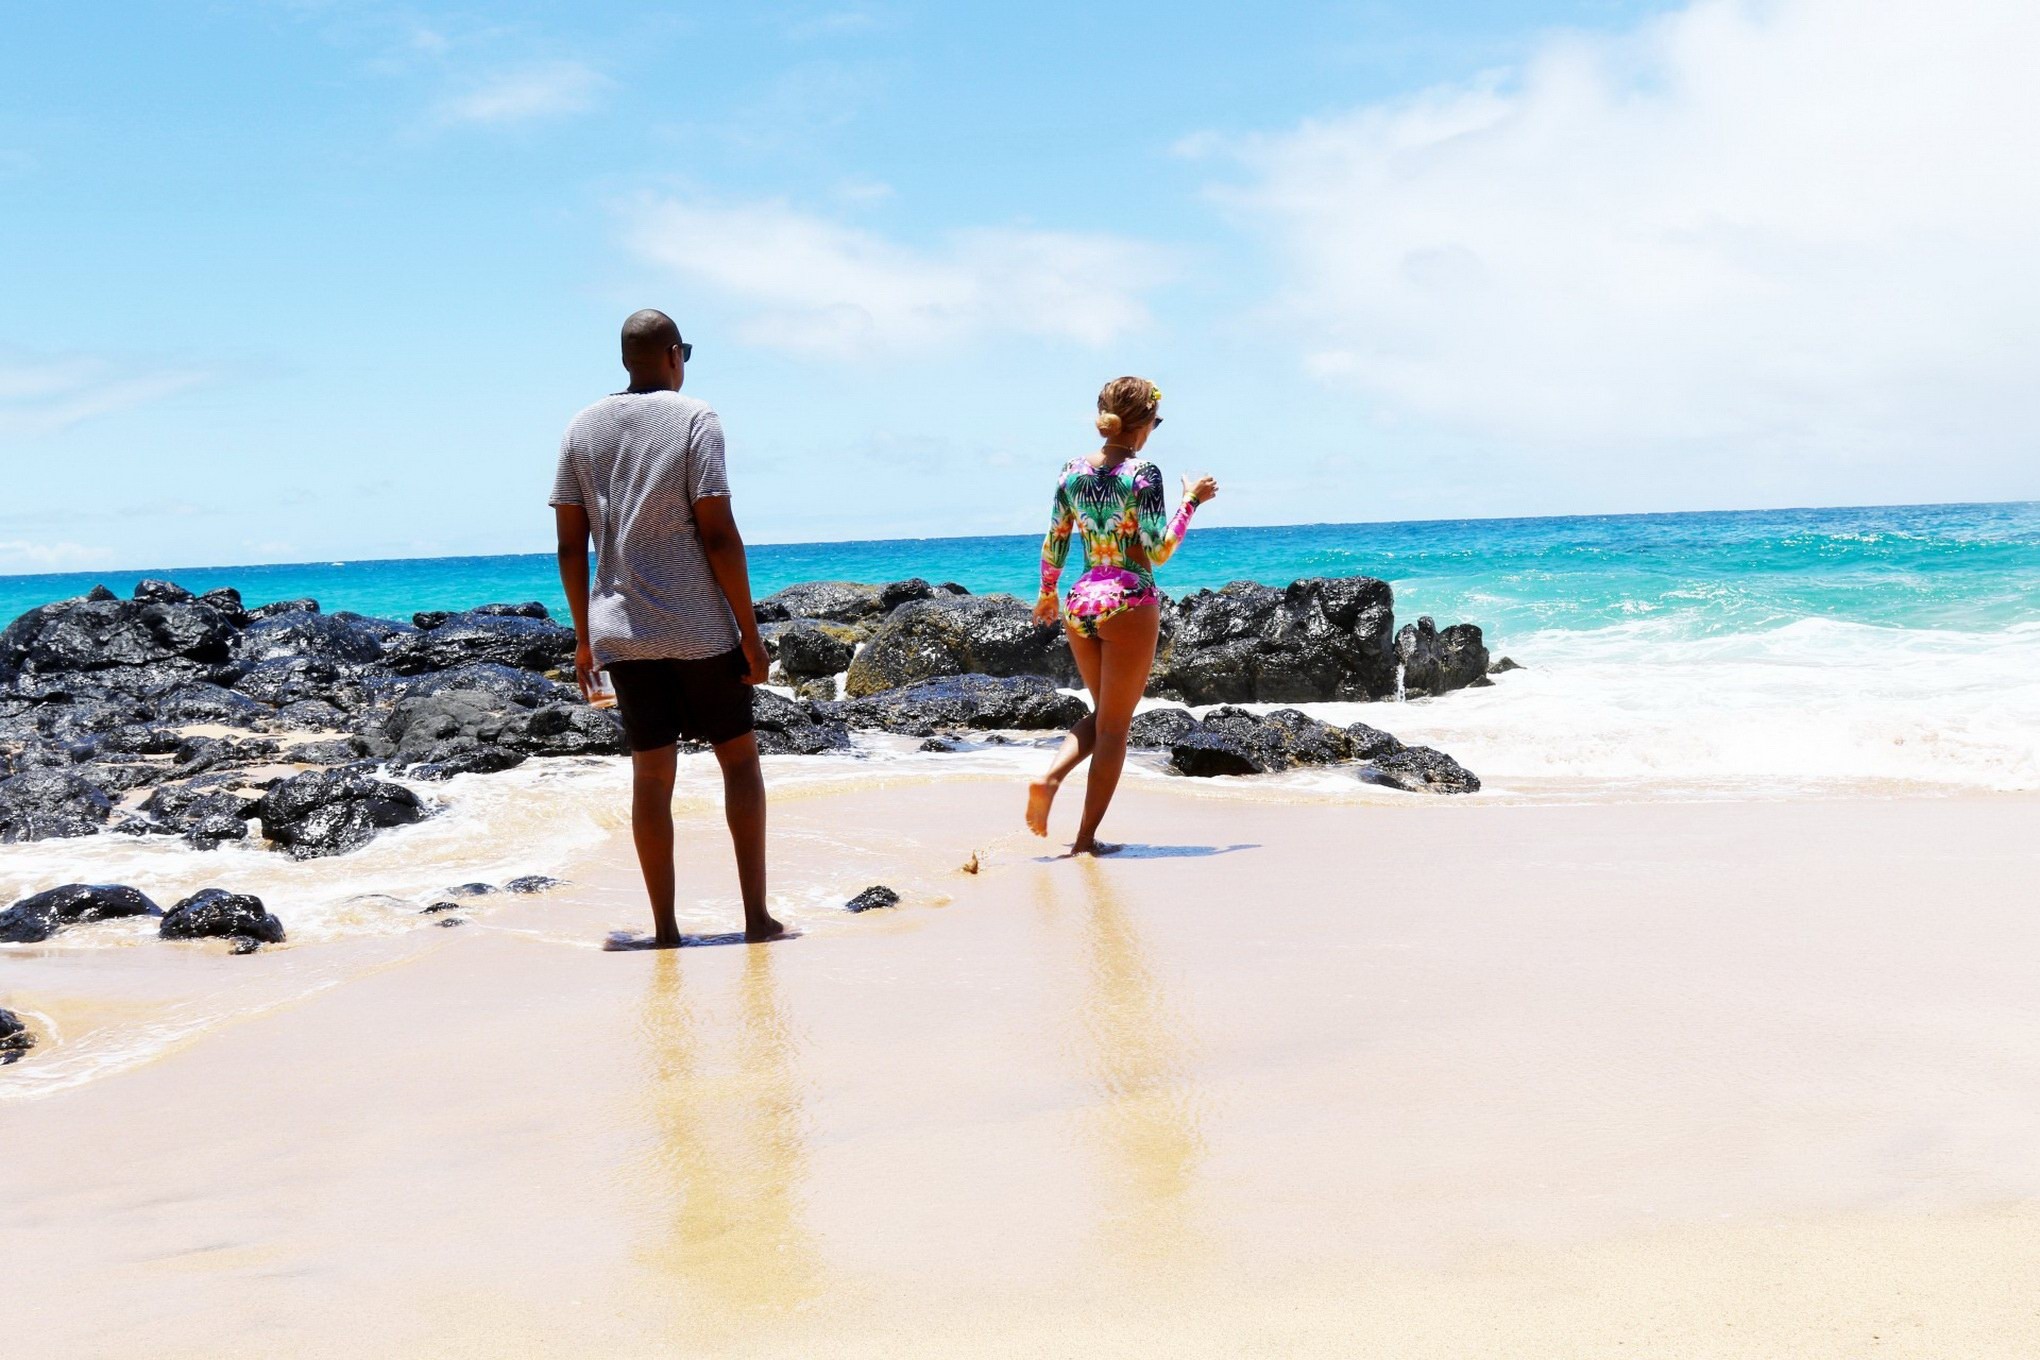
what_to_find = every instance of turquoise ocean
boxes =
[4,500,2038,795]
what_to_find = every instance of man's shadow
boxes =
[605,928,803,950]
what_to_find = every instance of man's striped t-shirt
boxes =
[548,390,741,666]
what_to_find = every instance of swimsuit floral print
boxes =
[1038,456,1199,637]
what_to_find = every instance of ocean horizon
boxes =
[7,498,2038,645]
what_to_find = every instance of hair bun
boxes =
[1095,411,1124,437]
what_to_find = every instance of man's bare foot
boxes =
[1026,779,1059,837]
[746,916,791,942]
[1068,839,1124,857]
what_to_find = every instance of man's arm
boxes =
[693,495,770,685]
[554,503,597,698]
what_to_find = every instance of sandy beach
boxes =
[7,769,2039,1357]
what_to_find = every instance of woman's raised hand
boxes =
[1184,473,1220,505]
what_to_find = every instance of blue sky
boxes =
[3,0,2035,572]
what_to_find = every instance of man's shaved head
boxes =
[621,309,682,382]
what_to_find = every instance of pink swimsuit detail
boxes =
[1037,455,1199,638]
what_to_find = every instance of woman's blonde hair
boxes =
[1095,375,1161,439]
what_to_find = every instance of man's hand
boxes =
[1033,595,1061,627]
[574,639,597,701]
[739,631,771,686]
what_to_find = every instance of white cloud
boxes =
[626,198,1173,357]
[0,539,114,571]
[437,61,605,126]
[0,353,209,439]
[1205,0,2040,499]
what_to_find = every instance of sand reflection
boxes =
[1053,858,1211,1263]
[634,948,823,1322]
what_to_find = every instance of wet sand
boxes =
[6,776,2040,1357]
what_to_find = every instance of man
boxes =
[550,309,783,945]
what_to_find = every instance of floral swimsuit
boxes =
[1038,455,1200,638]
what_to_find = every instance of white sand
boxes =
[5,776,2040,1356]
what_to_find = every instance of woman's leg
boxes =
[1071,604,1160,855]
[1027,624,1103,836]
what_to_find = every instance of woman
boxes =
[1027,377,1219,855]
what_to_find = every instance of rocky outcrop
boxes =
[827,674,1087,735]
[845,596,1075,697]
[755,578,966,627]
[372,682,626,771]
[751,688,851,755]
[773,624,855,684]
[234,611,404,668]
[251,768,428,858]
[414,601,550,630]
[1151,705,1480,793]
[1394,616,1491,698]
[0,883,161,943]
[770,575,1488,708]
[160,888,285,947]
[382,611,575,676]
[0,769,113,842]
[0,572,1502,839]
[1152,578,1400,704]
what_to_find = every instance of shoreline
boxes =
[7,779,2040,1354]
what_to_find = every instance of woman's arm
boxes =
[1136,464,1210,567]
[1034,481,1075,624]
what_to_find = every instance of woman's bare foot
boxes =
[1068,838,1124,857]
[1026,779,1060,837]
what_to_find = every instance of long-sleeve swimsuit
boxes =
[1037,455,1199,638]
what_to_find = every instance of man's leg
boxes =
[712,731,783,940]
[631,744,681,946]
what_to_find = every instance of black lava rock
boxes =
[251,768,428,859]
[1127,706,1201,749]
[139,780,257,832]
[0,883,161,944]
[0,768,113,842]
[505,702,628,757]
[0,1008,33,1063]
[247,598,319,619]
[184,813,252,850]
[1363,745,1482,794]
[1153,577,1400,704]
[1169,729,1269,777]
[845,596,1075,696]
[505,875,562,894]
[845,885,901,913]
[382,612,575,676]
[404,740,529,780]
[756,581,888,625]
[774,624,855,683]
[160,888,286,946]
[234,611,399,668]
[751,688,852,756]
[132,578,194,604]
[827,674,1088,736]
[1394,616,1491,698]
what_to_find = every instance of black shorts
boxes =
[605,650,755,752]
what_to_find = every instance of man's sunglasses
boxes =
[675,341,694,362]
